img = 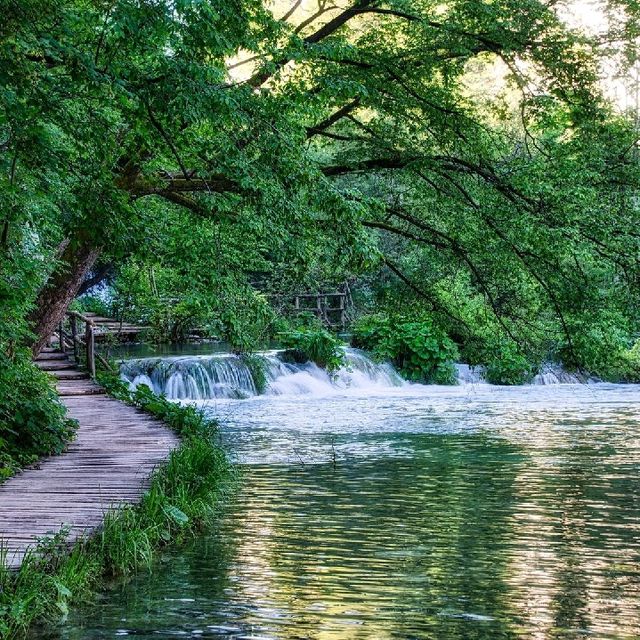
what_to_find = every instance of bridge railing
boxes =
[58,311,112,378]
[269,292,349,328]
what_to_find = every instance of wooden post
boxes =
[58,322,65,353]
[86,322,96,379]
[70,314,78,363]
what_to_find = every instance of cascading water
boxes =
[120,348,595,401]
[454,363,486,385]
[531,363,593,385]
[453,362,593,385]
[120,348,404,400]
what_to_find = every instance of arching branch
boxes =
[246,0,377,87]
[307,98,361,138]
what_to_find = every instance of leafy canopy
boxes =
[2,0,640,379]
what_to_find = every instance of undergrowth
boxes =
[279,324,345,372]
[0,349,76,482]
[352,314,458,384]
[0,374,232,639]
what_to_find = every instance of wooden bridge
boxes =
[0,312,177,569]
[53,311,149,356]
[271,291,351,328]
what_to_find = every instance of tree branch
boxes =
[307,98,360,138]
[145,103,190,180]
[246,0,377,87]
[322,156,417,176]
[130,174,241,196]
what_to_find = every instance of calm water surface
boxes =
[54,383,640,639]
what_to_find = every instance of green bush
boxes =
[352,314,458,384]
[278,324,345,372]
[240,354,269,394]
[558,311,631,380]
[484,342,536,385]
[146,297,209,344]
[72,295,111,318]
[0,350,76,480]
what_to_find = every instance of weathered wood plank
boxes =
[52,370,91,380]
[35,361,77,371]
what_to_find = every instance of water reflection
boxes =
[49,384,640,639]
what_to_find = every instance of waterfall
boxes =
[120,348,405,400]
[531,364,593,385]
[455,364,487,385]
[454,362,593,385]
[120,350,596,400]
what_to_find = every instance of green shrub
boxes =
[352,314,458,384]
[558,311,631,380]
[146,297,208,344]
[614,340,640,383]
[484,342,536,385]
[72,295,111,318]
[240,354,269,394]
[0,349,76,479]
[279,325,345,372]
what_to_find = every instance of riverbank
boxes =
[0,380,233,639]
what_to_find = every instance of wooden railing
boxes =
[293,292,348,327]
[269,291,350,327]
[58,311,112,377]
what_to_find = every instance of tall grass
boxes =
[0,377,233,639]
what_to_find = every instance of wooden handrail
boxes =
[62,311,112,377]
[66,310,96,326]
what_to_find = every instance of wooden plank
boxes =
[35,362,76,371]
[35,353,69,361]
[52,372,91,381]
[57,389,106,396]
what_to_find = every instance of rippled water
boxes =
[53,383,640,639]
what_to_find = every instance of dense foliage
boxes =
[280,323,346,372]
[0,352,76,479]
[483,342,536,386]
[0,246,75,477]
[353,314,458,384]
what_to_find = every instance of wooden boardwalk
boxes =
[0,349,178,569]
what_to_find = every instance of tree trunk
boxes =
[30,240,102,356]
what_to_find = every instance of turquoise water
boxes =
[53,383,640,639]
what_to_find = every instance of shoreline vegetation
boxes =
[0,376,233,640]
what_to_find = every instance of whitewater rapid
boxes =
[119,348,591,401]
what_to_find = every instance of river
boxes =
[53,350,640,639]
